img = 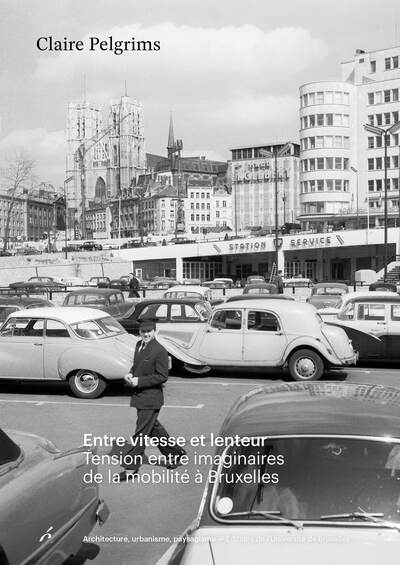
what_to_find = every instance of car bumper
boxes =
[342,351,358,366]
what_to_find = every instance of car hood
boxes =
[178,526,400,565]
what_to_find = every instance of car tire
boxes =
[288,349,324,381]
[69,370,107,399]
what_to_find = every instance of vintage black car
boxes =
[0,295,54,322]
[62,288,132,317]
[116,298,212,341]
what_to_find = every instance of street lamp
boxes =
[350,166,359,228]
[364,120,400,280]
[63,176,73,259]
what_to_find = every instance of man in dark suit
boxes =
[117,318,186,481]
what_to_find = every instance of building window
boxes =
[368,180,374,192]
[368,158,374,170]
[384,90,391,103]
[370,60,376,73]
[376,157,382,170]
[368,92,374,105]
[368,137,374,148]
[385,57,391,70]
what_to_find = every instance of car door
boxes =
[338,301,387,358]
[0,317,44,379]
[242,309,288,364]
[385,303,400,359]
[198,308,243,363]
[43,319,72,379]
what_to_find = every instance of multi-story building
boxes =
[299,45,400,231]
[184,186,232,233]
[230,142,300,232]
[66,94,146,238]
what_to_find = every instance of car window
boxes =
[170,304,184,320]
[115,293,124,303]
[195,303,212,321]
[83,294,106,305]
[315,287,346,295]
[45,319,70,338]
[211,437,400,522]
[247,310,280,332]
[0,317,44,337]
[0,429,21,465]
[183,305,201,320]
[138,304,168,322]
[109,294,117,304]
[211,310,242,330]
[65,295,77,305]
[357,303,385,321]
[338,302,355,320]
[391,305,400,321]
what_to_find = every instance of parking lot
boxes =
[2,365,399,565]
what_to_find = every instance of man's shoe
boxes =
[117,470,138,482]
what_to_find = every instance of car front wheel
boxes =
[288,349,324,381]
[69,370,107,399]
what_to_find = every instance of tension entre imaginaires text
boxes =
[36,36,161,55]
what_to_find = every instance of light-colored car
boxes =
[307,282,349,309]
[157,299,357,380]
[318,290,399,320]
[60,276,88,287]
[164,285,213,303]
[0,307,138,398]
[0,427,109,564]
[327,293,400,361]
[157,382,400,565]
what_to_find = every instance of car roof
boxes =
[244,282,274,289]
[65,288,120,295]
[221,382,400,439]
[165,285,207,293]
[226,294,295,302]
[215,298,311,311]
[133,298,208,306]
[8,307,110,323]
[344,292,400,303]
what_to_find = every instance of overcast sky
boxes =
[1,0,400,187]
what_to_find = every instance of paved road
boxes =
[1,366,399,565]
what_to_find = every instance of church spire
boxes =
[167,112,175,156]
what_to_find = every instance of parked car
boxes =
[156,382,400,565]
[28,276,60,284]
[169,237,196,245]
[108,278,131,292]
[0,307,137,398]
[163,285,213,303]
[116,298,212,341]
[243,282,278,295]
[246,275,266,284]
[306,282,349,309]
[120,240,146,249]
[8,280,65,294]
[0,295,54,322]
[318,291,399,321]
[59,276,88,287]
[15,246,42,255]
[80,240,103,251]
[61,243,82,252]
[327,294,400,361]
[283,277,313,288]
[0,427,109,564]
[0,250,12,257]
[87,276,111,288]
[62,288,133,317]
[157,299,357,380]
[369,281,398,292]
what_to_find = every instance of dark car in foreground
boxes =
[117,298,212,341]
[157,382,400,565]
[0,427,109,565]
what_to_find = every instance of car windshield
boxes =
[70,316,126,339]
[165,291,202,299]
[315,287,347,295]
[211,436,400,524]
[0,429,21,466]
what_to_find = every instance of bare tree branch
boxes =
[0,150,35,251]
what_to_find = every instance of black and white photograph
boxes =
[1,0,400,563]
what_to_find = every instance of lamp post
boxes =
[364,121,400,280]
[350,166,359,228]
[63,176,73,259]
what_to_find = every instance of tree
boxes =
[0,150,35,251]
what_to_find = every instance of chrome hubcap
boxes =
[75,371,99,393]
[296,358,316,379]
